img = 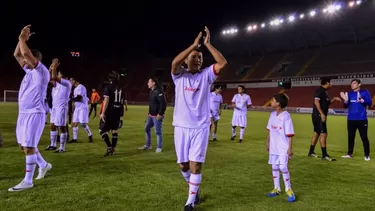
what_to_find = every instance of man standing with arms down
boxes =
[171,26,227,211]
[210,85,223,141]
[340,79,372,160]
[138,77,167,152]
[10,25,52,191]
[308,77,341,161]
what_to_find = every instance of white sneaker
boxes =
[341,154,353,158]
[138,145,152,150]
[155,148,162,153]
[36,163,52,180]
[365,156,370,161]
[8,180,33,192]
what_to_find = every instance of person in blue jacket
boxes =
[340,79,372,161]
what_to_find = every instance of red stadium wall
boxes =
[222,85,375,109]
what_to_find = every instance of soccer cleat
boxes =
[155,148,162,153]
[67,139,77,144]
[36,163,52,180]
[365,156,370,161]
[267,188,281,197]
[341,154,353,158]
[308,153,320,158]
[184,204,194,211]
[8,180,33,192]
[195,189,201,205]
[212,138,217,142]
[230,135,236,141]
[239,139,243,143]
[286,189,296,202]
[88,135,93,143]
[54,149,65,153]
[45,145,57,151]
[138,145,152,150]
[104,147,114,157]
[322,155,336,162]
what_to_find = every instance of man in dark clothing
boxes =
[138,77,167,153]
[99,71,125,157]
[340,79,372,160]
[308,77,341,161]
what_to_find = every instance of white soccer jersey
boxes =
[210,92,223,115]
[172,64,218,128]
[19,61,50,114]
[266,111,295,156]
[232,93,252,116]
[73,84,89,109]
[52,78,72,108]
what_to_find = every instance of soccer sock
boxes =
[309,145,316,154]
[181,169,191,183]
[232,127,236,137]
[24,154,37,184]
[279,164,291,191]
[36,150,48,169]
[212,133,216,139]
[83,125,92,136]
[112,133,118,148]
[100,132,112,148]
[50,131,58,147]
[186,173,201,206]
[73,127,78,140]
[272,164,281,191]
[240,128,245,140]
[60,133,67,151]
[321,147,327,157]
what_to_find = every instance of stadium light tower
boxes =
[309,10,316,17]
[300,14,305,19]
[356,0,362,5]
[261,23,266,28]
[288,15,295,22]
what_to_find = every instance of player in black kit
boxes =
[99,71,125,157]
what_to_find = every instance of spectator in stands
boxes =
[308,77,341,161]
[89,89,101,118]
[340,79,372,161]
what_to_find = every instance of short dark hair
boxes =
[274,93,289,108]
[351,79,361,84]
[149,76,159,86]
[321,77,331,85]
[214,85,222,90]
[238,85,246,91]
[31,49,42,60]
[108,71,120,82]
[70,77,78,82]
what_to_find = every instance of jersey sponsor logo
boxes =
[271,125,283,130]
[184,86,200,92]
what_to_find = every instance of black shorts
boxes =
[99,115,121,132]
[312,114,327,134]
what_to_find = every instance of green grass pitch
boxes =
[0,103,374,211]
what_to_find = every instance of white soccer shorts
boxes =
[232,114,247,127]
[73,107,89,124]
[50,106,68,127]
[268,154,289,165]
[174,126,210,163]
[16,113,46,148]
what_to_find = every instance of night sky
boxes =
[0,0,322,59]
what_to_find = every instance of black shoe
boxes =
[88,135,93,143]
[239,139,243,143]
[54,149,65,153]
[184,204,194,211]
[45,145,57,151]
[230,135,236,141]
[67,139,77,144]
[322,154,336,162]
[104,147,114,157]
[212,138,217,142]
[308,153,320,158]
[194,189,201,205]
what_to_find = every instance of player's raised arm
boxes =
[49,58,60,81]
[18,25,38,68]
[13,42,25,67]
[203,26,227,74]
[171,32,202,75]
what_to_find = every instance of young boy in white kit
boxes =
[266,93,296,202]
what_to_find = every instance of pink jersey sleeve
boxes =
[204,64,219,84]
[266,112,272,130]
[171,66,186,82]
[231,95,236,103]
[284,113,295,137]
[247,95,252,105]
